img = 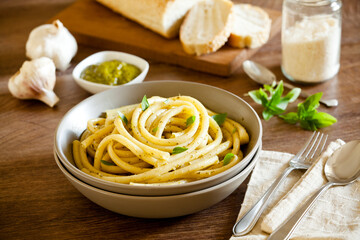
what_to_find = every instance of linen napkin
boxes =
[230,139,360,240]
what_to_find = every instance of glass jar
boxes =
[281,0,342,83]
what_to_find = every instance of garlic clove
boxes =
[38,88,59,108]
[26,19,77,71]
[8,57,59,107]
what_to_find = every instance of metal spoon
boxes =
[268,140,360,240]
[242,60,338,107]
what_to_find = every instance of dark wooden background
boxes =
[0,0,359,239]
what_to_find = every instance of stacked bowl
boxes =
[54,81,262,218]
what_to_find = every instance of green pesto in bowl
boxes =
[80,60,141,86]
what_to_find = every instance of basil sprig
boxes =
[248,81,337,130]
[280,92,337,130]
[248,81,301,120]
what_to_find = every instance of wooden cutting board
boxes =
[50,0,281,76]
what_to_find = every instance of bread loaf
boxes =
[228,4,271,49]
[97,0,201,39]
[179,0,234,56]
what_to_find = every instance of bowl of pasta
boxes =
[54,144,261,218]
[54,80,262,196]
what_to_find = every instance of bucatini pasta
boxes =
[72,96,249,185]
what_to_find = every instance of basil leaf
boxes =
[117,111,128,125]
[101,160,116,166]
[258,88,269,106]
[212,113,227,126]
[186,116,195,127]
[283,88,301,103]
[297,103,308,118]
[262,109,274,121]
[248,90,263,105]
[223,153,235,166]
[276,99,290,111]
[263,84,274,94]
[141,95,149,111]
[264,81,276,94]
[302,92,322,111]
[311,112,337,128]
[279,112,299,124]
[300,119,317,131]
[152,126,158,133]
[277,88,301,110]
[172,147,188,155]
[268,81,284,106]
[267,104,285,115]
[249,88,269,106]
[262,104,285,121]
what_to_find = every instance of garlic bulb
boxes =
[8,57,59,107]
[26,20,77,71]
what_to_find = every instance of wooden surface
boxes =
[50,0,281,76]
[0,0,359,239]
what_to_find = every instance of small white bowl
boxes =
[54,146,260,218]
[72,51,149,94]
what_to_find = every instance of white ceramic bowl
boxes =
[54,81,262,196]
[72,51,149,94]
[54,145,261,218]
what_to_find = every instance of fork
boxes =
[232,132,328,236]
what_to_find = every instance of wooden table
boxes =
[1,0,359,239]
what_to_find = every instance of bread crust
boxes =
[97,0,199,39]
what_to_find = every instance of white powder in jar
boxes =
[282,16,341,83]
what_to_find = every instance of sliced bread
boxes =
[180,0,234,56]
[228,4,271,49]
[97,0,201,39]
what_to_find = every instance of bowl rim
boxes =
[72,50,149,90]
[54,80,263,191]
[54,143,261,198]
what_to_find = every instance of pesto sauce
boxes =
[80,60,141,86]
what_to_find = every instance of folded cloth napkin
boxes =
[230,139,360,240]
